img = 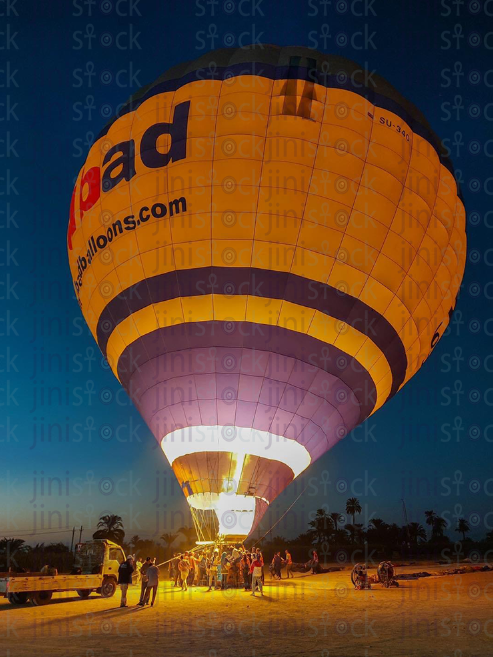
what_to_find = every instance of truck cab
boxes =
[104,541,126,577]
[74,539,125,577]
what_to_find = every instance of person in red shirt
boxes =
[311,549,319,574]
[250,555,264,596]
[255,548,265,585]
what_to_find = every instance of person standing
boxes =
[187,552,196,587]
[241,552,251,590]
[198,553,207,585]
[168,558,174,582]
[311,549,319,574]
[219,550,229,589]
[206,550,220,591]
[142,559,159,606]
[256,548,265,585]
[138,557,152,605]
[285,549,293,578]
[250,554,264,596]
[272,552,282,579]
[117,556,134,608]
[171,553,180,587]
[178,553,190,591]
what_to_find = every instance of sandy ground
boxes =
[1,565,492,657]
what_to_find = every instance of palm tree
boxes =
[433,516,447,538]
[308,509,333,544]
[369,518,388,531]
[129,535,142,550]
[46,542,70,553]
[294,531,314,545]
[0,538,29,568]
[93,514,125,544]
[177,525,196,546]
[31,542,45,552]
[425,510,438,538]
[366,518,389,544]
[456,518,470,541]
[0,538,27,553]
[407,522,426,545]
[329,512,343,531]
[161,532,178,550]
[135,539,157,557]
[269,535,287,550]
[344,523,355,544]
[346,498,362,525]
[353,523,365,544]
[388,523,402,544]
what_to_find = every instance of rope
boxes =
[252,480,310,548]
[156,542,207,568]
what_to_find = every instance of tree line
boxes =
[1,499,491,572]
[296,499,482,553]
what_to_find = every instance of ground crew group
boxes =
[117,547,295,606]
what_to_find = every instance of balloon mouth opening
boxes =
[160,425,312,540]
[187,492,259,538]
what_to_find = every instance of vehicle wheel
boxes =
[8,592,29,605]
[30,590,53,606]
[76,589,92,598]
[100,578,117,598]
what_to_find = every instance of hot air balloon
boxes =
[68,46,466,543]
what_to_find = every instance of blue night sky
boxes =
[1,0,491,545]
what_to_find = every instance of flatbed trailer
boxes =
[0,539,125,605]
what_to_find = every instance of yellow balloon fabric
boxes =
[68,46,466,540]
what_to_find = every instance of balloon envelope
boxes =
[68,46,466,541]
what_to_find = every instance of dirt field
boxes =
[1,565,492,657]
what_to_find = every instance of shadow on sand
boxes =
[0,595,96,612]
